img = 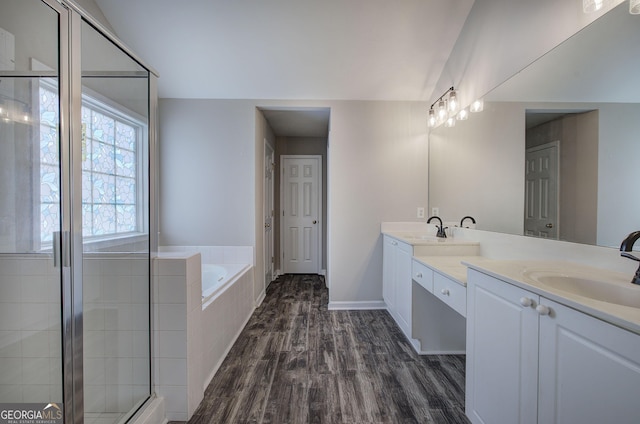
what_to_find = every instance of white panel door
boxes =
[281,156,321,274]
[524,142,559,238]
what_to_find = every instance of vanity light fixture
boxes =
[470,98,484,113]
[428,86,458,128]
[0,95,32,124]
[457,108,469,120]
[631,0,640,14]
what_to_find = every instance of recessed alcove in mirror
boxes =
[428,2,640,248]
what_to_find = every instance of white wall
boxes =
[597,103,640,248]
[434,0,624,108]
[429,101,525,235]
[159,100,256,247]
[160,99,429,305]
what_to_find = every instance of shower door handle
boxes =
[53,231,71,268]
[53,231,61,268]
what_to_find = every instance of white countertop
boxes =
[463,258,640,335]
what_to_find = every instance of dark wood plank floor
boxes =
[177,274,470,424]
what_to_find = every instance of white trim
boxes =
[327,300,387,310]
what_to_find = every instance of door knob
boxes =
[536,304,551,316]
[546,223,553,228]
[313,220,317,224]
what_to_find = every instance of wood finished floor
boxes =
[177,274,470,424]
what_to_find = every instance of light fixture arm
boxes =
[429,86,455,111]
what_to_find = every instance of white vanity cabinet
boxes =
[382,235,414,342]
[466,268,640,424]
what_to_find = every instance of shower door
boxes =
[0,1,155,423]
[79,18,152,424]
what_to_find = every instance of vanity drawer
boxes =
[433,271,466,317]
[412,260,434,293]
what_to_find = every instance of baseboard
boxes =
[418,349,466,355]
[255,290,266,307]
[327,300,387,310]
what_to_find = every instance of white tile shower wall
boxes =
[159,246,253,265]
[153,253,203,422]
[83,254,150,414]
[0,254,62,404]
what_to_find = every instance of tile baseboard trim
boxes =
[327,300,386,310]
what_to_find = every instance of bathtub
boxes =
[202,263,250,303]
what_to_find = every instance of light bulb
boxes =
[470,99,484,113]
[427,109,437,128]
[444,117,456,128]
[437,99,447,120]
[457,109,469,120]
[583,0,604,13]
[448,90,458,113]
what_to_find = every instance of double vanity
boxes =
[382,223,640,424]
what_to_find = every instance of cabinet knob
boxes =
[416,272,423,278]
[519,297,533,307]
[536,304,551,316]
[441,288,450,296]
[392,241,398,246]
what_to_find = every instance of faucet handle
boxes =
[621,252,640,262]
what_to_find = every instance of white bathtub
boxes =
[202,263,250,303]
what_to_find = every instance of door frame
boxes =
[263,139,275,286]
[279,154,323,274]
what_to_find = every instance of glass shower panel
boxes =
[0,0,63,411]
[80,20,151,424]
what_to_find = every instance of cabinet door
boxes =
[538,298,640,424]
[466,269,539,424]
[382,236,396,312]
[395,241,413,336]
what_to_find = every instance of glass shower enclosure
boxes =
[0,1,157,423]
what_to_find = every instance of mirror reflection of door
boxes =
[525,141,559,238]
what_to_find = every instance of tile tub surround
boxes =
[154,252,255,422]
[158,245,253,266]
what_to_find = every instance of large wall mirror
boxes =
[429,2,640,249]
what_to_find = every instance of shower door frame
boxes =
[41,1,160,422]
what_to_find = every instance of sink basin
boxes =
[524,271,640,308]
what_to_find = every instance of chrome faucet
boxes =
[620,231,640,285]
[460,215,476,228]
[427,216,447,238]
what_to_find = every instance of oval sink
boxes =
[526,273,640,308]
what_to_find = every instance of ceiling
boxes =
[93,0,474,137]
[94,0,474,102]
